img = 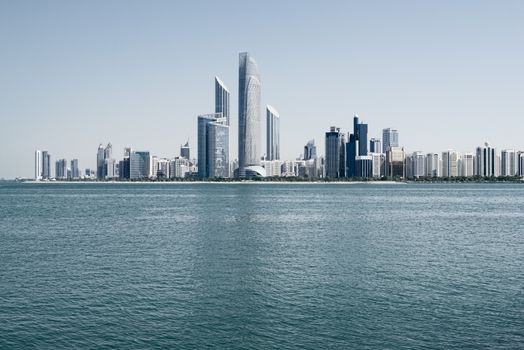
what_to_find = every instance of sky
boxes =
[1,0,523,179]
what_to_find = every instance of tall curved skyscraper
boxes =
[238,52,261,177]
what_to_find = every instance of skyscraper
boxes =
[346,115,368,177]
[501,149,517,176]
[460,153,475,177]
[55,159,67,179]
[304,140,317,160]
[238,52,261,177]
[386,147,405,178]
[96,144,105,179]
[129,151,150,179]
[71,159,80,179]
[180,142,190,160]
[442,150,459,177]
[382,128,399,153]
[215,77,230,126]
[325,126,345,178]
[475,142,496,177]
[42,151,51,179]
[266,105,280,161]
[426,153,439,177]
[198,113,229,178]
[35,150,42,180]
[369,138,381,154]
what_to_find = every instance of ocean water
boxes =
[0,182,523,349]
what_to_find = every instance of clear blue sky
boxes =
[1,0,523,179]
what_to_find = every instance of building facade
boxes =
[266,105,280,161]
[238,52,261,177]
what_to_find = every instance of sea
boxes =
[0,181,523,349]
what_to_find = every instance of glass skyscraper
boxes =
[266,105,280,161]
[198,113,229,178]
[215,77,230,126]
[238,52,261,177]
[382,128,399,153]
[325,126,345,178]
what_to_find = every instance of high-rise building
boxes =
[475,142,496,177]
[71,159,80,179]
[346,133,357,177]
[41,151,51,179]
[304,140,317,160]
[442,150,459,177]
[238,52,261,177]
[97,144,105,179]
[369,138,381,153]
[518,152,524,177]
[35,150,42,180]
[370,153,385,178]
[198,113,229,178]
[460,153,474,177]
[382,128,399,153]
[355,155,373,178]
[129,151,150,179]
[353,115,368,156]
[347,115,368,177]
[501,149,517,176]
[180,142,190,160]
[426,153,439,177]
[55,159,68,179]
[386,147,405,178]
[266,105,280,161]
[410,151,426,178]
[215,77,230,126]
[325,126,345,178]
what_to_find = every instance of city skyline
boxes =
[2,1,524,179]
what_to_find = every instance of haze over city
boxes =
[1,0,524,179]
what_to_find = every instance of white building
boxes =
[501,149,517,176]
[442,150,459,178]
[35,150,42,180]
[460,153,475,177]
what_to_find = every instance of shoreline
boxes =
[8,177,524,185]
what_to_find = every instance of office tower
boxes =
[347,115,368,177]
[238,52,261,177]
[35,150,42,180]
[41,151,51,179]
[198,113,229,178]
[96,144,105,179]
[129,151,150,179]
[156,159,170,179]
[369,138,381,154]
[261,160,282,177]
[215,77,230,126]
[346,134,357,177]
[410,151,426,178]
[518,152,524,177]
[461,153,475,177]
[370,153,385,178]
[426,153,439,177]
[105,158,116,179]
[71,159,80,179]
[382,128,399,153]
[266,105,280,161]
[325,126,345,178]
[119,158,130,179]
[180,142,190,160]
[355,155,373,178]
[353,115,368,156]
[442,150,459,177]
[501,149,517,176]
[304,140,317,160]
[475,142,496,177]
[386,147,405,178]
[55,159,68,179]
